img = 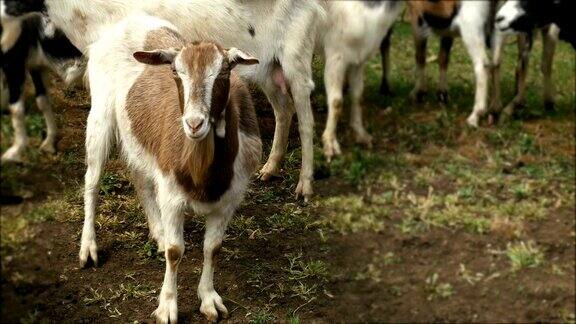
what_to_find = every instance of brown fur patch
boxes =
[125,31,260,202]
[408,0,461,19]
[167,245,182,268]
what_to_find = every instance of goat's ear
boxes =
[226,47,259,67]
[133,48,179,65]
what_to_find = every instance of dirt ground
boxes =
[1,23,575,323]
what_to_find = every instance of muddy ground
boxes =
[1,23,575,323]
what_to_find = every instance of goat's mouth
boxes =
[183,119,211,141]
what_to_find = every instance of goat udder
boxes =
[272,65,289,95]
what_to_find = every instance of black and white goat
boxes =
[83,14,262,322]
[4,0,327,201]
[0,9,83,162]
[491,24,560,120]
[496,0,575,49]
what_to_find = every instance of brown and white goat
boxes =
[80,15,262,323]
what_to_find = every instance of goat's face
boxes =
[496,0,554,33]
[134,42,258,141]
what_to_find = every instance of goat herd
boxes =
[1,0,574,322]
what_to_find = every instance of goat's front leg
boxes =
[321,54,346,162]
[437,36,454,104]
[198,209,233,322]
[30,70,57,153]
[153,184,185,324]
[461,25,490,127]
[379,28,393,95]
[501,33,532,123]
[348,63,372,149]
[489,30,506,116]
[541,25,557,111]
[411,33,428,103]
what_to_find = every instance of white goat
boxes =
[82,14,262,323]
[317,1,403,161]
[18,0,326,200]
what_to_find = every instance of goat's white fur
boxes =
[42,0,326,200]
[82,14,262,322]
[317,1,403,161]
[410,1,493,127]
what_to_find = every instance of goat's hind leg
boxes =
[259,80,294,181]
[30,70,57,153]
[348,63,372,149]
[322,55,346,162]
[79,96,115,267]
[2,63,27,163]
[198,208,233,322]
[132,170,165,253]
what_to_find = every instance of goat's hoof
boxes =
[380,83,393,96]
[437,90,449,104]
[295,178,313,203]
[466,115,479,128]
[544,101,555,112]
[79,238,98,268]
[498,104,515,125]
[200,291,228,323]
[1,148,24,164]
[153,297,178,324]
[354,132,373,149]
[259,161,281,181]
[39,140,57,154]
[410,89,426,103]
[322,137,342,163]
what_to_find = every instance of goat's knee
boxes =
[166,244,183,269]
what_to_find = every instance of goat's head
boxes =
[496,0,556,33]
[133,41,258,141]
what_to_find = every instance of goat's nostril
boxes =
[188,118,205,133]
[496,16,504,23]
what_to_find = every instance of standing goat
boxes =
[4,0,326,201]
[491,24,559,121]
[82,15,262,322]
[496,0,575,49]
[0,11,83,162]
[318,1,403,161]
[381,0,497,127]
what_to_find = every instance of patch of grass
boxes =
[457,263,484,285]
[249,308,276,324]
[100,171,131,196]
[425,273,455,301]
[330,148,381,185]
[506,241,545,271]
[284,253,329,282]
[317,195,385,233]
